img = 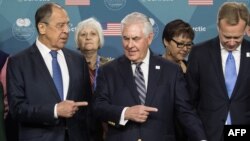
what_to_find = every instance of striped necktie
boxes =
[134,62,146,104]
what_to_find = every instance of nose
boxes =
[63,25,70,33]
[182,46,189,51]
[127,39,134,48]
[228,38,237,46]
[86,33,91,39]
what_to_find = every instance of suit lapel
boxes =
[209,37,228,97]
[30,45,61,101]
[118,56,140,104]
[61,49,74,100]
[145,54,161,105]
[232,39,250,98]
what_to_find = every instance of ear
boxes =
[217,22,220,33]
[38,23,46,34]
[245,26,250,37]
[147,32,154,45]
[163,39,170,48]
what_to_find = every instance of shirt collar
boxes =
[220,42,241,52]
[131,49,150,65]
[36,38,63,56]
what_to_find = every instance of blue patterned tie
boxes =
[225,51,237,125]
[50,51,63,100]
[134,62,146,104]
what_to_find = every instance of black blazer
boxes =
[94,52,207,141]
[186,36,250,141]
[0,50,8,70]
[7,44,91,141]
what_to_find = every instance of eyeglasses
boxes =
[171,39,193,49]
[42,22,70,31]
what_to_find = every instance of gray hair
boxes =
[121,12,153,36]
[75,17,104,48]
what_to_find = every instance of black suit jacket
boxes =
[94,52,206,141]
[186,36,250,141]
[0,50,8,70]
[7,44,91,141]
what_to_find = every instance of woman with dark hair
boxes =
[162,19,194,73]
[162,19,194,141]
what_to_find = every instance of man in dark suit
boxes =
[0,50,8,116]
[186,2,250,141]
[0,83,6,141]
[0,51,8,70]
[7,3,91,141]
[94,12,207,141]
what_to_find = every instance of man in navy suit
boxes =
[94,12,207,141]
[7,3,91,141]
[186,2,250,141]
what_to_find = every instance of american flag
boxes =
[188,0,213,6]
[103,23,121,36]
[65,0,90,6]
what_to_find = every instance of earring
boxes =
[168,51,171,55]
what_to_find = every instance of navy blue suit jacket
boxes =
[186,37,250,141]
[7,44,91,141]
[94,52,206,141]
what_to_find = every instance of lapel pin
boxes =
[246,52,250,57]
[155,65,160,70]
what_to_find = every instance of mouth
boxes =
[60,38,68,43]
[85,43,93,45]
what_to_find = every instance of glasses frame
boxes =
[171,38,193,49]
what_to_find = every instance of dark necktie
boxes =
[225,51,237,125]
[134,62,146,104]
[50,51,63,100]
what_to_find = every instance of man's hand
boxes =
[57,100,88,118]
[125,105,158,123]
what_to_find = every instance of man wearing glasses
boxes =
[7,3,91,141]
[186,2,250,141]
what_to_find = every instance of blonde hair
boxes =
[217,2,249,27]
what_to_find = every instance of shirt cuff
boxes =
[119,107,128,125]
[54,104,58,118]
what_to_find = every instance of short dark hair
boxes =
[35,2,63,32]
[162,19,194,45]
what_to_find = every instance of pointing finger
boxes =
[75,101,88,107]
[144,106,158,112]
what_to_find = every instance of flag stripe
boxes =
[189,0,213,5]
[65,0,90,5]
[103,23,121,36]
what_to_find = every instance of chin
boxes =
[126,56,137,62]
[57,45,65,49]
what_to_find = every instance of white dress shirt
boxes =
[119,49,150,125]
[220,44,240,76]
[36,38,69,118]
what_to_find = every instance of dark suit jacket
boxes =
[7,44,91,141]
[0,83,6,141]
[94,52,207,141]
[0,50,8,70]
[186,36,250,141]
